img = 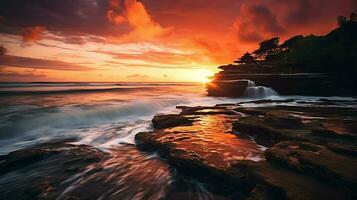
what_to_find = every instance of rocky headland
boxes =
[206,16,357,97]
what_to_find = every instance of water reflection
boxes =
[162,113,265,168]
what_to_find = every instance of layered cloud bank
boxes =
[0,0,355,82]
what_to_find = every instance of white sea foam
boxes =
[244,80,279,99]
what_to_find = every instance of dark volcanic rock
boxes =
[206,80,249,97]
[233,107,267,116]
[265,141,357,190]
[137,114,265,169]
[136,104,357,199]
[177,105,235,115]
[232,114,309,147]
[152,114,194,129]
[326,142,357,156]
[240,99,295,104]
[233,107,357,147]
[136,108,265,198]
[0,139,107,200]
[231,160,351,200]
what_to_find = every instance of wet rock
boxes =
[233,108,267,116]
[326,142,357,157]
[136,111,264,198]
[232,114,309,147]
[177,106,213,114]
[137,105,357,199]
[0,139,106,200]
[245,184,278,200]
[231,160,350,200]
[310,125,356,140]
[152,114,194,129]
[177,105,235,115]
[137,114,264,169]
[265,141,357,190]
[240,99,295,104]
[233,107,357,147]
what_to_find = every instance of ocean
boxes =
[0,82,356,199]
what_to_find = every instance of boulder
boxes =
[152,114,194,129]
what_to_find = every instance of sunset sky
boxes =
[0,0,355,82]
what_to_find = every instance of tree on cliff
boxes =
[338,12,357,27]
[253,37,280,59]
[234,52,257,64]
[338,16,348,27]
[245,13,356,88]
[350,12,357,21]
[280,35,304,50]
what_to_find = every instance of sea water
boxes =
[0,82,356,199]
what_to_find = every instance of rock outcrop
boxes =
[136,100,357,199]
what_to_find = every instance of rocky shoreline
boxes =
[1,99,357,199]
[136,99,357,199]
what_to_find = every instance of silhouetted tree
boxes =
[280,35,304,50]
[234,52,257,64]
[337,15,347,27]
[253,37,280,59]
[350,12,357,21]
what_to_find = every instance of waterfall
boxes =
[244,80,278,99]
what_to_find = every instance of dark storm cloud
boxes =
[0,0,123,38]
[234,0,356,43]
[281,0,311,25]
[234,3,286,43]
[0,0,355,51]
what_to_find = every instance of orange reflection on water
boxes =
[161,113,265,168]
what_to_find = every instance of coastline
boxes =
[1,96,357,199]
[135,99,357,199]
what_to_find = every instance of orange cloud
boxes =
[0,46,7,56]
[107,0,170,41]
[108,0,120,9]
[107,10,126,25]
[22,26,45,43]
[126,73,149,79]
